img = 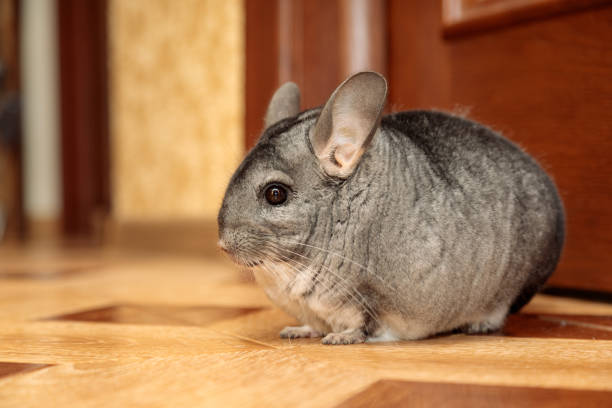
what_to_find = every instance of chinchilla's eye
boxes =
[264,184,288,205]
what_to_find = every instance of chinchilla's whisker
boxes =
[265,244,356,308]
[270,245,380,325]
[266,243,319,269]
[277,238,373,273]
[278,252,358,308]
[261,238,382,326]
[260,261,290,286]
[275,237,401,297]
[261,263,280,281]
[283,240,374,273]
[276,252,369,321]
[264,239,381,323]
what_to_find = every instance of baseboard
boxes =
[541,286,612,305]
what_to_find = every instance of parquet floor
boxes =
[0,244,611,407]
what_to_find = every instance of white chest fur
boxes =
[252,262,334,333]
[252,261,370,334]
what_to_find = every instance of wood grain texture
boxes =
[300,0,341,109]
[0,0,19,91]
[0,266,93,280]
[335,379,612,408]
[0,244,611,406]
[0,363,51,379]
[339,0,387,79]
[246,0,279,149]
[58,0,110,238]
[46,304,264,326]
[389,0,612,291]
[278,0,304,86]
[442,0,612,36]
[524,293,612,315]
[502,313,612,340]
[246,0,340,148]
[0,0,24,241]
[246,0,386,148]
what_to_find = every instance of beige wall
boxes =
[110,0,244,221]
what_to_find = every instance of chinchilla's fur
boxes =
[218,72,564,345]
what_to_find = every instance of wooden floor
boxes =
[0,244,611,407]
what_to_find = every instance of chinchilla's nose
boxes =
[217,224,239,255]
[217,225,252,257]
[217,220,230,253]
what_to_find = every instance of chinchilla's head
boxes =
[217,72,387,268]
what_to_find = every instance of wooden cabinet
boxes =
[389,0,612,291]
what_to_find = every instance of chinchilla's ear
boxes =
[309,71,387,178]
[264,82,301,128]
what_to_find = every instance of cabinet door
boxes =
[389,0,612,291]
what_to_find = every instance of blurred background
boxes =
[0,0,610,293]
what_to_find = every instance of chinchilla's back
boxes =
[376,111,564,322]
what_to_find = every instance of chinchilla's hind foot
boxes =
[463,320,503,334]
[321,329,366,345]
[280,325,323,339]
[462,306,509,334]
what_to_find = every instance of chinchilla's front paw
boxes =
[321,329,366,345]
[279,325,323,339]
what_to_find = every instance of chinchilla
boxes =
[217,71,564,345]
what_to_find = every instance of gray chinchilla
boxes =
[218,71,564,345]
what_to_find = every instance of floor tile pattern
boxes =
[335,380,612,408]
[0,363,52,379]
[1,246,611,407]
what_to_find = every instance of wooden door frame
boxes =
[57,0,110,239]
[0,0,24,240]
[245,0,387,149]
